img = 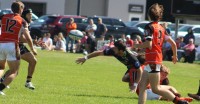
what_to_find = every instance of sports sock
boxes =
[0,83,6,91]
[0,74,6,82]
[26,76,32,83]
[173,96,179,104]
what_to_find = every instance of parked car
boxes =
[171,25,200,45]
[30,14,86,39]
[0,9,38,21]
[125,21,149,32]
[85,16,144,40]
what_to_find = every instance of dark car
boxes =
[30,14,86,39]
[84,16,144,40]
[0,9,38,21]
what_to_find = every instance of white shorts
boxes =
[147,89,161,100]
[144,64,161,73]
[0,42,20,61]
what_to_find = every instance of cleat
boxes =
[0,91,5,95]
[6,86,10,89]
[83,51,88,55]
[179,97,193,102]
[25,82,35,90]
[188,93,200,100]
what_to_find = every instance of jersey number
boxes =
[157,30,162,45]
[5,19,17,33]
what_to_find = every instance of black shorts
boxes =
[19,43,30,55]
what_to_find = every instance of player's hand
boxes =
[32,49,37,55]
[76,57,86,65]
[129,85,137,93]
[172,56,178,64]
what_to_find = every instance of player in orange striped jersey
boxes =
[0,1,36,95]
[133,3,188,104]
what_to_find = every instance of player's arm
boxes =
[166,36,178,64]
[23,28,37,55]
[76,50,104,65]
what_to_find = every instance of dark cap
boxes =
[22,9,32,16]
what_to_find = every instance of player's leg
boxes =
[146,89,161,100]
[122,70,129,82]
[0,60,6,95]
[2,60,20,86]
[160,85,181,97]
[138,70,149,104]
[148,64,188,104]
[21,52,37,89]
[0,60,6,78]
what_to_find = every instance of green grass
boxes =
[0,50,200,104]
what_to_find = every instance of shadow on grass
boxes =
[68,93,138,100]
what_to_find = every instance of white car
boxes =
[171,25,200,45]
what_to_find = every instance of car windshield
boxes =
[125,21,138,27]
[45,16,57,24]
[136,23,148,29]
[60,18,85,23]
[0,10,12,16]
[178,25,193,32]
[32,15,49,24]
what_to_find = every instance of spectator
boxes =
[53,34,66,52]
[163,41,173,61]
[36,33,46,47]
[41,33,53,51]
[119,34,126,44]
[95,18,107,41]
[176,37,186,61]
[184,28,195,45]
[85,19,97,53]
[136,35,142,44]
[58,32,66,44]
[125,35,134,50]
[182,38,195,63]
[99,35,114,50]
[66,18,77,53]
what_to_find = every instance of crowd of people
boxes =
[0,1,199,104]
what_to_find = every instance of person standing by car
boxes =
[66,18,77,53]
[1,9,38,90]
[0,1,36,95]
[95,18,107,41]
[85,19,97,53]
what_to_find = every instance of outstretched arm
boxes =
[76,50,104,65]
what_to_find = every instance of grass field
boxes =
[0,50,200,104]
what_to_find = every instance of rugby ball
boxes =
[68,30,83,40]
